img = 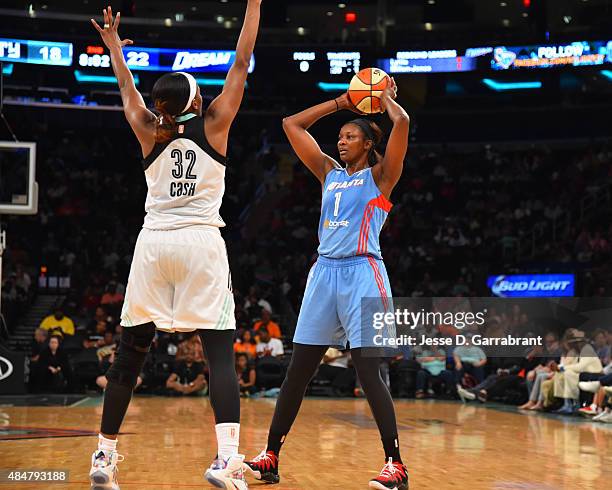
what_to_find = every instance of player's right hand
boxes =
[91,6,133,50]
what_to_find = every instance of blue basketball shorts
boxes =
[293,255,395,349]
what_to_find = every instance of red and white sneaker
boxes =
[243,450,280,484]
[369,458,409,490]
[578,404,600,417]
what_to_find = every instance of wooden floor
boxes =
[1,396,611,489]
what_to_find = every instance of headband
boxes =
[349,118,375,142]
[177,71,197,114]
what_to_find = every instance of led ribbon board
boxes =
[122,46,255,73]
[487,274,575,298]
[0,38,73,66]
[492,40,612,70]
[377,48,489,74]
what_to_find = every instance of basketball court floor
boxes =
[1,397,611,489]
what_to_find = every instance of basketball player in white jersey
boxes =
[88,3,262,489]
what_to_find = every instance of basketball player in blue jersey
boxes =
[245,78,410,489]
[88,3,261,489]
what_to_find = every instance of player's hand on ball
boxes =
[91,6,134,49]
[335,93,367,115]
[381,77,398,111]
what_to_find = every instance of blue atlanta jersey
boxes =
[317,166,392,259]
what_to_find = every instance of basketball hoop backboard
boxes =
[0,141,38,215]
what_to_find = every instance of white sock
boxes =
[215,423,240,460]
[98,434,118,453]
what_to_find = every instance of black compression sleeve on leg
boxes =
[267,343,328,454]
[199,329,240,424]
[101,322,155,435]
[351,348,402,463]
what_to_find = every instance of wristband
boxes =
[334,99,339,112]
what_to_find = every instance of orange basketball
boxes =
[348,68,390,114]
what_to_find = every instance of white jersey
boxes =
[142,114,227,230]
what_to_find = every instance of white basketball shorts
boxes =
[120,227,235,332]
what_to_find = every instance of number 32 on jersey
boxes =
[170,149,197,197]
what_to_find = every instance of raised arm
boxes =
[205,0,262,156]
[372,78,410,197]
[283,93,361,183]
[282,99,340,183]
[91,6,156,155]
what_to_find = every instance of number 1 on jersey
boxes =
[333,192,342,217]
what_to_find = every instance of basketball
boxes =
[348,67,390,114]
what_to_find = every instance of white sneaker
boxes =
[205,454,248,490]
[597,411,612,424]
[592,410,608,422]
[89,450,123,490]
[457,385,476,402]
[578,381,601,393]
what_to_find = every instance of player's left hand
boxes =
[380,77,398,112]
[91,6,133,50]
[336,92,367,115]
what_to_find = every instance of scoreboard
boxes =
[76,45,254,73]
[2,35,612,88]
[0,38,72,66]
[290,50,361,75]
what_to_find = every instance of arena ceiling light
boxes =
[482,78,542,91]
[74,70,140,85]
[195,78,248,88]
[318,82,349,92]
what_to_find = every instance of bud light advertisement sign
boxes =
[487,274,575,297]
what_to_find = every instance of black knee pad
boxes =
[106,323,155,388]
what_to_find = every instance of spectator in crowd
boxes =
[236,353,257,396]
[1,271,30,331]
[39,308,75,336]
[415,347,447,399]
[592,328,611,365]
[30,328,48,362]
[28,328,49,391]
[244,287,273,316]
[253,308,282,339]
[96,331,117,361]
[518,332,562,410]
[100,281,125,307]
[83,319,112,349]
[452,335,487,388]
[14,265,32,293]
[96,349,143,391]
[92,305,112,326]
[165,352,207,396]
[316,348,354,397]
[255,327,284,357]
[457,355,526,404]
[175,332,205,363]
[234,329,257,359]
[36,336,73,393]
[578,371,612,420]
[553,329,603,414]
[539,331,578,410]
